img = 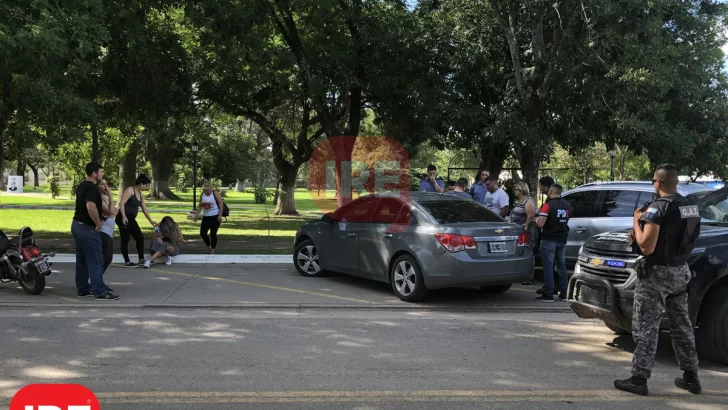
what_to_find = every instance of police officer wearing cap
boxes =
[614,164,702,396]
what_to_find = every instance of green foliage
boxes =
[544,143,654,189]
[251,187,275,205]
[199,114,257,186]
[49,176,60,200]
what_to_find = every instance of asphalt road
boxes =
[1,308,726,410]
[0,263,570,310]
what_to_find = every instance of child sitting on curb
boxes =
[144,216,184,268]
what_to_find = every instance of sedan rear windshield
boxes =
[418,200,503,224]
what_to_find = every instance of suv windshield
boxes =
[698,187,728,225]
[418,200,503,224]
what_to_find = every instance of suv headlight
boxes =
[577,245,587,263]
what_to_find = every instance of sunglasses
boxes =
[652,179,663,184]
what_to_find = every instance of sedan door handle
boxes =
[574,228,586,233]
[347,232,357,237]
[383,233,393,239]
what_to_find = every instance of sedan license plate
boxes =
[35,261,50,273]
[489,242,508,253]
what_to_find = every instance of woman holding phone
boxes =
[116,174,156,267]
[98,177,118,275]
[194,181,223,254]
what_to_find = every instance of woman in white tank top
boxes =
[194,181,223,254]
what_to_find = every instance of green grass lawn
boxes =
[0,186,336,211]
[0,187,333,254]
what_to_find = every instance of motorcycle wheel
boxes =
[16,264,45,295]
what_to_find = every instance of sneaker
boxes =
[537,287,546,294]
[77,291,94,298]
[534,294,554,303]
[558,293,567,301]
[143,260,151,269]
[123,262,137,268]
[106,287,114,293]
[95,292,120,301]
[166,256,173,266]
[138,260,149,267]
[614,377,648,396]
[675,372,702,394]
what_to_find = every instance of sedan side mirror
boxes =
[321,212,336,222]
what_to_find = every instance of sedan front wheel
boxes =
[390,254,428,302]
[294,239,326,277]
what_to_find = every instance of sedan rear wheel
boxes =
[293,239,326,277]
[390,255,428,302]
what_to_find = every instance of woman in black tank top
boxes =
[115,174,156,267]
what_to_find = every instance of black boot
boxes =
[675,371,702,394]
[614,376,648,396]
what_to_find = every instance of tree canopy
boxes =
[2,0,726,205]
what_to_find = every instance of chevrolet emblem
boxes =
[591,258,603,266]
[495,229,504,234]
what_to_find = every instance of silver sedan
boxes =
[292,192,533,302]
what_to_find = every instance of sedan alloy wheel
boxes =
[390,254,428,302]
[293,239,326,277]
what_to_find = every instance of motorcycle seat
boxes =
[0,237,8,255]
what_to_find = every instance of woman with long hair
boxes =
[193,181,223,254]
[98,177,117,276]
[510,182,538,285]
[116,174,156,267]
[144,216,183,268]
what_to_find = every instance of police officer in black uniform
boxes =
[614,164,702,396]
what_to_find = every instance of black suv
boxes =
[567,186,728,365]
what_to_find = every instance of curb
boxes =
[0,303,574,312]
[49,254,290,264]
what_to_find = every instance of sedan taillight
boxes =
[517,232,531,247]
[435,233,476,252]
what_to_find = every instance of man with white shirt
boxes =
[483,176,509,217]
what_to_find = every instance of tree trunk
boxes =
[28,163,39,187]
[275,168,299,216]
[119,141,138,195]
[91,120,100,163]
[273,174,281,206]
[150,152,181,200]
[480,140,509,180]
[16,159,25,181]
[516,143,541,200]
[0,80,13,191]
[332,137,357,207]
[618,147,627,181]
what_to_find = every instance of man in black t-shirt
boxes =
[71,162,118,300]
[534,184,573,302]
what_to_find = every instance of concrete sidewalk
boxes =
[0,263,570,312]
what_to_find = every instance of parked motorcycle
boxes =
[0,227,55,295]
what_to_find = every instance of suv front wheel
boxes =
[696,286,728,366]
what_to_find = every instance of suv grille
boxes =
[579,265,631,285]
[579,249,638,286]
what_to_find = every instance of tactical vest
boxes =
[648,194,701,265]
